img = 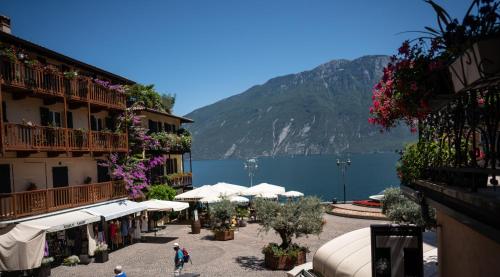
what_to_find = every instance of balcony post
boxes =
[0,83,4,156]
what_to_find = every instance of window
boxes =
[2,101,7,122]
[91,116,103,131]
[40,107,61,127]
[66,111,73,129]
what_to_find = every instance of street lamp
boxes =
[336,158,351,204]
[244,158,258,187]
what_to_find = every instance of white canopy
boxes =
[142,199,189,212]
[229,195,250,203]
[84,200,146,221]
[255,192,278,199]
[312,227,438,277]
[241,183,285,196]
[281,190,304,198]
[211,182,248,195]
[174,185,218,201]
[19,210,100,233]
[369,194,384,201]
[0,224,46,271]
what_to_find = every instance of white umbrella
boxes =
[174,185,217,201]
[241,183,285,196]
[199,194,223,204]
[142,199,189,212]
[255,192,278,199]
[281,191,304,198]
[211,182,248,195]
[229,195,249,203]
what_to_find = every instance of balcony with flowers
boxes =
[369,0,500,237]
[149,129,192,154]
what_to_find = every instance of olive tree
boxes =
[382,187,435,228]
[210,198,237,231]
[254,196,324,250]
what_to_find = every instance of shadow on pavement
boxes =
[235,255,266,271]
[200,235,215,241]
[142,236,178,244]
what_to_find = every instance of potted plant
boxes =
[62,255,80,266]
[423,1,500,92]
[254,196,324,270]
[236,206,249,227]
[93,242,109,263]
[210,198,236,241]
[37,257,53,277]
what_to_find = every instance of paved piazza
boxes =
[52,214,384,277]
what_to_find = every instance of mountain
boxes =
[185,55,415,160]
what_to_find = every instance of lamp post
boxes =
[336,158,351,204]
[244,158,258,187]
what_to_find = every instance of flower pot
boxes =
[238,219,247,227]
[214,229,234,241]
[94,251,109,263]
[264,250,306,270]
[36,265,51,277]
[191,220,201,234]
[449,38,500,93]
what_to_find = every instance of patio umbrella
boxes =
[241,183,285,196]
[199,194,223,204]
[229,195,250,203]
[174,185,218,201]
[142,199,189,212]
[255,192,278,199]
[281,191,304,198]
[211,182,248,195]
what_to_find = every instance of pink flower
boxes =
[398,41,410,56]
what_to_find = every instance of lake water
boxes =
[187,153,401,201]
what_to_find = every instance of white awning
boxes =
[84,200,146,221]
[211,182,248,195]
[241,183,285,196]
[175,185,218,201]
[280,191,304,198]
[19,210,100,233]
[142,199,189,212]
[0,224,46,271]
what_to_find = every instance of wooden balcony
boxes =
[90,131,128,152]
[3,123,127,152]
[159,173,192,188]
[0,181,127,220]
[1,60,126,109]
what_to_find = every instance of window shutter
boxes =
[90,115,97,131]
[54,112,61,127]
[66,112,73,129]
[2,101,7,122]
[40,107,50,126]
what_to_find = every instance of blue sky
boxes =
[1,0,471,115]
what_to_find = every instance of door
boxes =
[52,167,69,188]
[97,163,110,183]
[0,164,11,193]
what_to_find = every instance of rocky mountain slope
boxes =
[185,55,414,160]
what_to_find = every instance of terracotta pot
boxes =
[264,250,306,270]
[94,251,109,263]
[238,219,247,227]
[449,38,500,92]
[214,229,234,241]
[191,220,201,234]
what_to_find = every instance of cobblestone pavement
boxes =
[51,214,384,277]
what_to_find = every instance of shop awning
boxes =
[0,224,46,271]
[18,210,100,233]
[84,200,146,220]
[142,199,189,212]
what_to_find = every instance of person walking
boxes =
[173,242,184,276]
[114,265,127,277]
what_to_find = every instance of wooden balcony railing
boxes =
[157,173,192,188]
[0,181,127,220]
[0,60,64,97]
[1,59,126,109]
[89,82,127,109]
[90,131,128,152]
[3,124,127,152]
[4,123,67,151]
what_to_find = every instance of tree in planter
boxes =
[382,187,436,228]
[254,196,323,269]
[209,198,237,240]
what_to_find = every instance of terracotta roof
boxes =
[131,106,194,123]
[0,31,135,85]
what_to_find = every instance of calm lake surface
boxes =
[187,153,401,201]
